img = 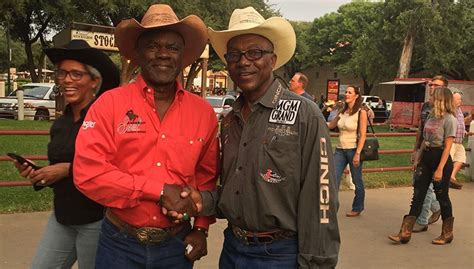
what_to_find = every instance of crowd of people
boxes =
[8,3,468,269]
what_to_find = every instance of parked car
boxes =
[361,95,382,109]
[205,95,236,120]
[0,83,57,120]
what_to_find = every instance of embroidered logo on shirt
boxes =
[267,125,298,137]
[260,168,286,183]
[82,121,96,130]
[269,99,301,125]
[117,110,146,134]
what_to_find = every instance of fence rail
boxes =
[0,130,466,187]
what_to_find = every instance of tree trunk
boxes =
[185,61,202,90]
[24,41,39,82]
[397,30,415,78]
[362,75,373,95]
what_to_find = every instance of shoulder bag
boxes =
[357,109,379,161]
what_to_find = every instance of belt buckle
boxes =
[232,226,249,245]
[424,141,431,148]
[135,227,168,245]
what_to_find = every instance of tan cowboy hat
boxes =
[208,6,296,70]
[114,4,208,68]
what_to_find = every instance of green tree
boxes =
[422,0,474,80]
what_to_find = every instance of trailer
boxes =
[380,78,474,129]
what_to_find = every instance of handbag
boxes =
[357,109,379,161]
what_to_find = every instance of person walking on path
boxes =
[449,91,465,190]
[411,76,448,232]
[327,85,367,217]
[389,87,456,245]
[10,39,120,269]
[73,4,219,268]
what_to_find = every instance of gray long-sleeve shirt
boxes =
[215,79,340,268]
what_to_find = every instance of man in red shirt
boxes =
[73,4,219,268]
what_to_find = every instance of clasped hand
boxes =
[160,184,203,223]
[159,184,206,262]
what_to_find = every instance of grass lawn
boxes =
[0,120,53,213]
[0,121,466,213]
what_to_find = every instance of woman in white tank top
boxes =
[327,86,367,217]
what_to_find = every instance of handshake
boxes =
[160,183,203,223]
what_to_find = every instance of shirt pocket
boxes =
[258,139,299,185]
[167,136,204,178]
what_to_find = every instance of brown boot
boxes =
[388,215,416,244]
[428,209,441,224]
[449,179,463,190]
[432,217,454,245]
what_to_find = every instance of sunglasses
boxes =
[224,49,274,63]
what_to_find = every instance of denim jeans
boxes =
[334,148,365,212]
[219,227,298,269]
[31,213,102,269]
[414,182,440,225]
[409,148,453,220]
[95,218,192,269]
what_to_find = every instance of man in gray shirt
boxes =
[290,72,315,101]
[164,6,340,269]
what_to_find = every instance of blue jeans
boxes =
[414,182,440,225]
[95,218,192,269]
[219,228,298,269]
[334,148,365,212]
[31,213,102,269]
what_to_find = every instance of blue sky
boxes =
[267,0,352,21]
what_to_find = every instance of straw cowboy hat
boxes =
[44,39,120,96]
[208,6,296,70]
[114,4,208,69]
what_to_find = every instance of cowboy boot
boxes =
[388,215,416,244]
[432,217,454,245]
[428,209,441,224]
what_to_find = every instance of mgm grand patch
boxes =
[269,99,301,125]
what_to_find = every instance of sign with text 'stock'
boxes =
[71,30,118,51]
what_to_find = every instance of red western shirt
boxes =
[73,75,219,229]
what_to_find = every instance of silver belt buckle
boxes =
[232,226,249,245]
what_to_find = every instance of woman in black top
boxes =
[12,40,119,268]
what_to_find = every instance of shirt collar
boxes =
[137,74,185,100]
[231,78,285,113]
[64,102,92,120]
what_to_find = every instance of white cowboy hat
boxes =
[208,6,296,70]
[114,4,208,68]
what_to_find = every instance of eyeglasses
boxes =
[55,69,90,81]
[224,49,274,63]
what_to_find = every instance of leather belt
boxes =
[105,210,185,245]
[230,224,296,245]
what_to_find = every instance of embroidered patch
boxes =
[82,121,96,130]
[117,109,146,134]
[260,168,286,184]
[267,125,298,137]
[269,99,301,125]
[271,84,284,105]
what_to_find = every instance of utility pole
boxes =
[6,16,12,95]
